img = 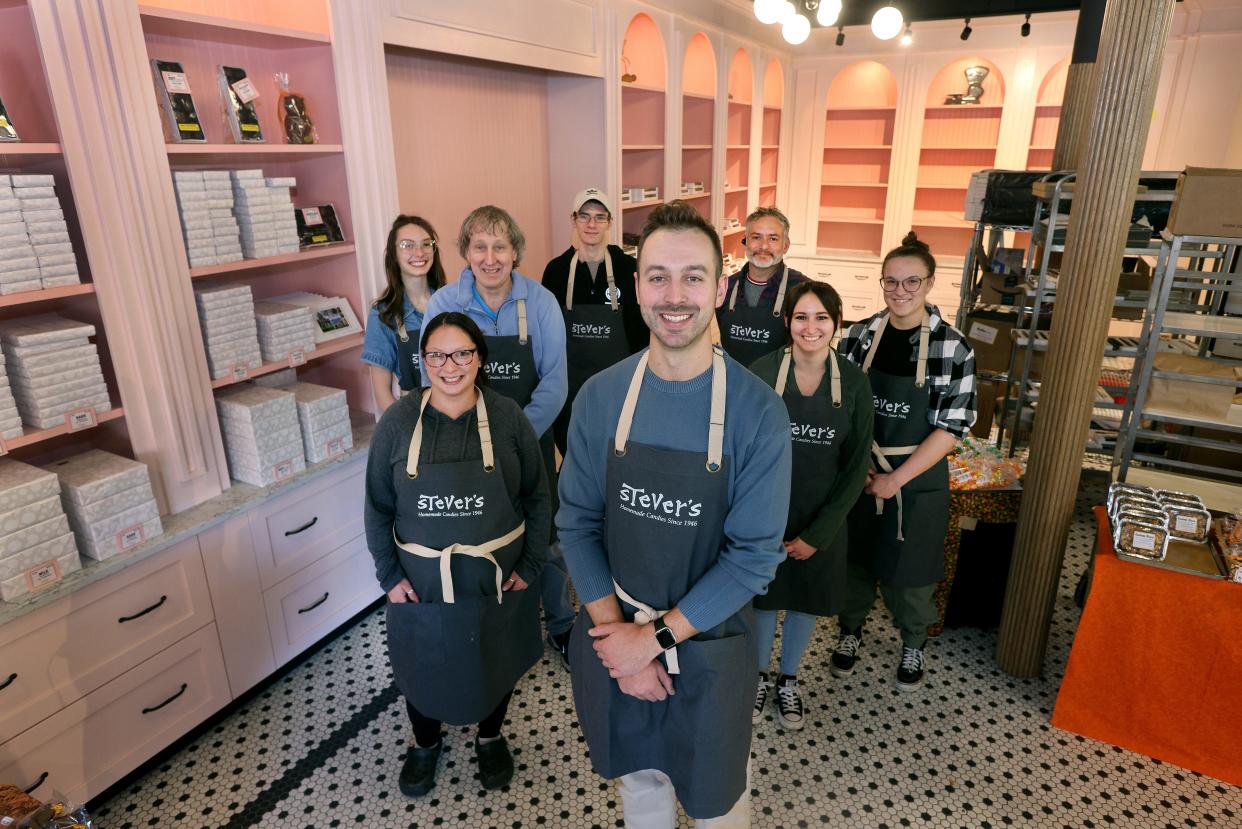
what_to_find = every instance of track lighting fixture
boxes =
[1021,13,1032,37]
[960,17,973,41]
[835,25,845,47]
[900,24,912,47]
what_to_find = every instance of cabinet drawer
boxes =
[0,536,212,744]
[264,534,381,666]
[249,461,365,589]
[837,291,881,323]
[0,624,230,804]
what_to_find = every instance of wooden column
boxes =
[996,0,1176,677]
[1052,0,1107,170]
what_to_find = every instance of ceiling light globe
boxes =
[816,0,842,28]
[782,13,811,45]
[754,0,783,25]
[871,6,904,41]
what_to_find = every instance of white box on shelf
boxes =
[45,449,153,505]
[0,533,80,602]
[0,459,61,514]
[0,513,71,559]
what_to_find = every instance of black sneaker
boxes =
[830,627,863,677]
[752,672,772,725]
[475,736,514,790]
[775,674,805,730]
[546,626,572,670]
[895,644,927,691]
[398,741,441,798]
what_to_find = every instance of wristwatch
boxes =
[653,617,678,651]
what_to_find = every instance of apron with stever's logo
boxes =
[555,252,630,453]
[716,265,788,367]
[755,347,854,617]
[385,390,542,725]
[570,347,753,820]
[395,320,422,392]
[846,314,949,588]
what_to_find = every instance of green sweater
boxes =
[748,347,874,551]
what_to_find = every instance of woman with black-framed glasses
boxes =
[835,232,977,694]
[364,311,550,799]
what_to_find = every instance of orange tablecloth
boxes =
[1051,507,1242,787]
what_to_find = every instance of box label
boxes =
[302,207,323,225]
[288,349,306,367]
[24,559,62,591]
[116,524,145,552]
[161,71,190,93]
[274,459,295,482]
[1132,530,1156,551]
[327,437,345,458]
[231,363,250,382]
[230,77,260,104]
[1174,515,1198,534]
[65,407,98,432]
[968,322,999,345]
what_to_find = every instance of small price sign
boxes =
[231,363,250,382]
[65,407,98,432]
[288,349,306,367]
[116,524,145,552]
[230,77,260,104]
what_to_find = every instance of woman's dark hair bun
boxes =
[901,231,928,249]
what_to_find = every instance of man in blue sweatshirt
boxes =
[557,200,791,827]
[423,205,573,662]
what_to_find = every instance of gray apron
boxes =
[385,391,542,725]
[395,320,421,392]
[555,252,629,454]
[570,347,753,820]
[847,315,949,588]
[755,347,853,617]
[716,264,788,367]
[482,298,558,538]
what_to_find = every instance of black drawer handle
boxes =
[119,595,168,623]
[0,672,15,691]
[142,682,188,714]
[284,516,319,536]
[297,592,330,614]
[24,771,48,794]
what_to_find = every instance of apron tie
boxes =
[870,443,921,542]
[565,252,618,312]
[393,522,526,605]
[613,580,680,675]
[727,264,787,317]
[775,346,842,407]
[616,347,727,473]
[517,298,528,345]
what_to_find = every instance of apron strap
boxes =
[565,252,618,312]
[870,442,921,542]
[397,320,410,343]
[613,579,680,674]
[517,298,528,345]
[727,264,786,314]
[614,347,727,473]
[861,311,930,390]
[775,346,842,408]
[392,521,526,605]
[406,390,494,478]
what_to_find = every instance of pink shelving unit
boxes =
[1027,58,1069,170]
[620,13,666,238]
[913,57,1005,260]
[759,58,782,210]
[820,61,896,256]
[723,49,753,263]
[680,33,715,222]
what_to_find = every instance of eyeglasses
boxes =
[575,212,610,225]
[397,239,436,252]
[879,276,927,293]
[423,348,477,368]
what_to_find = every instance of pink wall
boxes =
[385,48,553,282]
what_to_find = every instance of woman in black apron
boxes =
[747,282,873,730]
[363,312,550,798]
[836,232,977,692]
[361,215,444,412]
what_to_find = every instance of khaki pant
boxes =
[617,762,751,828]
[838,561,938,648]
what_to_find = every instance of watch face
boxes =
[655,623,677,650]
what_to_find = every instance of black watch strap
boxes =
[653,617,677,650]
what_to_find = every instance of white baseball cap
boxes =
[572,187,612,216]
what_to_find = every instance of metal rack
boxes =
[1113,231,1242,510]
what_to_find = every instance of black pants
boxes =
[406,691,513,747]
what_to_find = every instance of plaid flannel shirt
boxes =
[837,304,977,438]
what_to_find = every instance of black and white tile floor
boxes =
[93,473,1240,827]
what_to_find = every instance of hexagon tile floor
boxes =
[92,474,1240,828]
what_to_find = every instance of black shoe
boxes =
[475,736,514,790]
[752,671,772,725]
[546,627,572,670]
[774,674,805,730]
[830,627,863,677]
[896,644,927,692]
[398,741,441,798]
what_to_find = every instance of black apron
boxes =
[395,320,421,392]
[570,347,753,820]
[755,347,853,616]
[481,297,558,538]
[385,390,542,725]
[716,264,789,367]
[846,315,949,588]
[555,252,630,453]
